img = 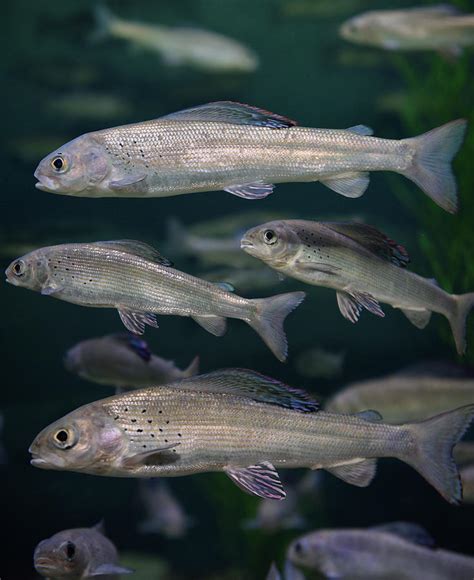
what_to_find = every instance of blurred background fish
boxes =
[295,346,345,379]
[243,485,305,533]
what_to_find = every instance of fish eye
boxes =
[12,260,26,277]
[53,428,76,449]
[294,541,304,555]
[263,229,277,245]
[50,155,67,173]
[64,541,76,561]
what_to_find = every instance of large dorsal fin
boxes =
[372,522,435,548]
[323,222,409,268]
[160,101,297,129]
[93,240,173,266]
[171,369,319,413]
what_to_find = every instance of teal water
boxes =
[1,0,473,578]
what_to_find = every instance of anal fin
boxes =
[321,172,370,198]
[401,308,432,329]
[192,314,227,336]
[326,458,377,487]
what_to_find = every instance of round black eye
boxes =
[65,541,76,561]
[51,156,65,171]
[263,230,276,244]
[13,261,25,276]
[294,541,303,554]
[55,430,68,443]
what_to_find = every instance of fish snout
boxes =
[240,238,255,251]
[34,169,57,193]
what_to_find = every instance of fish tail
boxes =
[403,404,474,504]
[402,119,467,213]
[448,292,474,355]
[183,355,200,378]
[248,291,305,362]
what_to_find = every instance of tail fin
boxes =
[448,293,474,355]
[92,4,116,42]
[248,292,305,362]
[183,355,200,378]
[402,119,467,213]
[403,404,474,504]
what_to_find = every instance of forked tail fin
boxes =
[448,293,474,355]
[403,404,474,504]
[402,119,467,213]
[248,292,305,362]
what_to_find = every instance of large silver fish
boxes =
[287,522,474,579]
[340,5,474,57]
[241,220,474,354]
[64,333,199,390]
[326,362,474,422]
[33,101,467,213]
[34,521,133,579]
[5,240,304,361]
[28,369,474,504]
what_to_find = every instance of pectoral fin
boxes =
[118,308,158,335]
[122,443,181,468]
[336,291,384,323]
[402,308,432,329]
[326,458,377,487]
[110,173,147,190]
[320,172,370,198]
[224,182,275,199]
[192,314,227,336]
[87,563,135,576]
[41,283,63,296]
[225,461,286,500]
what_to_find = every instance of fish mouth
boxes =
[34,169,57,193]
[240,239,254,250]
[30,456,50,468]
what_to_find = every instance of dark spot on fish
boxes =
[142,445,147,448]
[178,433,182,437]
[131,419,137,423]
[137,429,143,433]
[114,416,119,420]
[166,420,169,425]
[159,410,162,414]
[159,428,163,432]
[142,409,146,413]
[133,140,137,144]
[147,419,152,424]
[164,439,168,443]
[124,408,128,412]
[150,433,155,438]
[119,143,123,147]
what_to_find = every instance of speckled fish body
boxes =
[34,101,467,213]
[5,241,304,361]
[241,220,474,355]
[29,369,474,503]
[288,525,474,579]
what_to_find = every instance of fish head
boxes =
[339,13,373,44]
[34,134,111,195]
[34,531,88,578]
[288,530,354,575]
[29,404,126,474]
[63,342,87,377]
[240,221,300,267]
[5,248,50,292]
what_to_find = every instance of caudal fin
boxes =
[248,292,305,362]
[183,355,200,378]
[402,119,467,213]
[404,404,474,504]
[448,292,474,355]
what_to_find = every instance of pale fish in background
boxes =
[295,346,345,379]
[243,486,305,532]
[33,101,466,214]
[201,267,282,294]
[28,368,474,504]
[137,480,192,538]
[325,362,474,422]
[48,92,131,122]
[5,240,305,361]
[461,464,474,504]
[241,221,474,355]
[94,5,258,72]
[340,5,474,57]
[64,333,199,390]
[287,522,474,579]
[34,521,133,579]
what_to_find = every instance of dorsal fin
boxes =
[93,240,173,266]
[372,522,435,548]
[171,369,319,413]
[160,101,297,129]
[323,222,409,268]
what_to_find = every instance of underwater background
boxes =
[2,0,474,578]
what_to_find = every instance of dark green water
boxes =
[2,0,473,578]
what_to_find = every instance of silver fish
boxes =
[137,480,192,538]
[33,101,466,213]
[28,368,474,504]
[461,464,474,504]
[326,362,474,422]
[5,240,305,361]
[241,220,474,354]
[34,521,133,579]
[94,6,258,72]
[295,346,345,379]
[64,333,199,390]
[288,522,474,579]
[340,5,474,58]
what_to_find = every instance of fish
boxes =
[137,480,192,538]
[64,333,199,390]
[241,220,474,355]
[5,240,305,361]
[326,362,474,422]
[287,522,474,579]
[340,5,474,58]
[94,5,258,72]
[461,464,474,504]
[34,521,133,579]
[33,101,466,213]
[28,368,474,504]
[266,562,282,580]
[295,347,345,379]
[243,486,305,532]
